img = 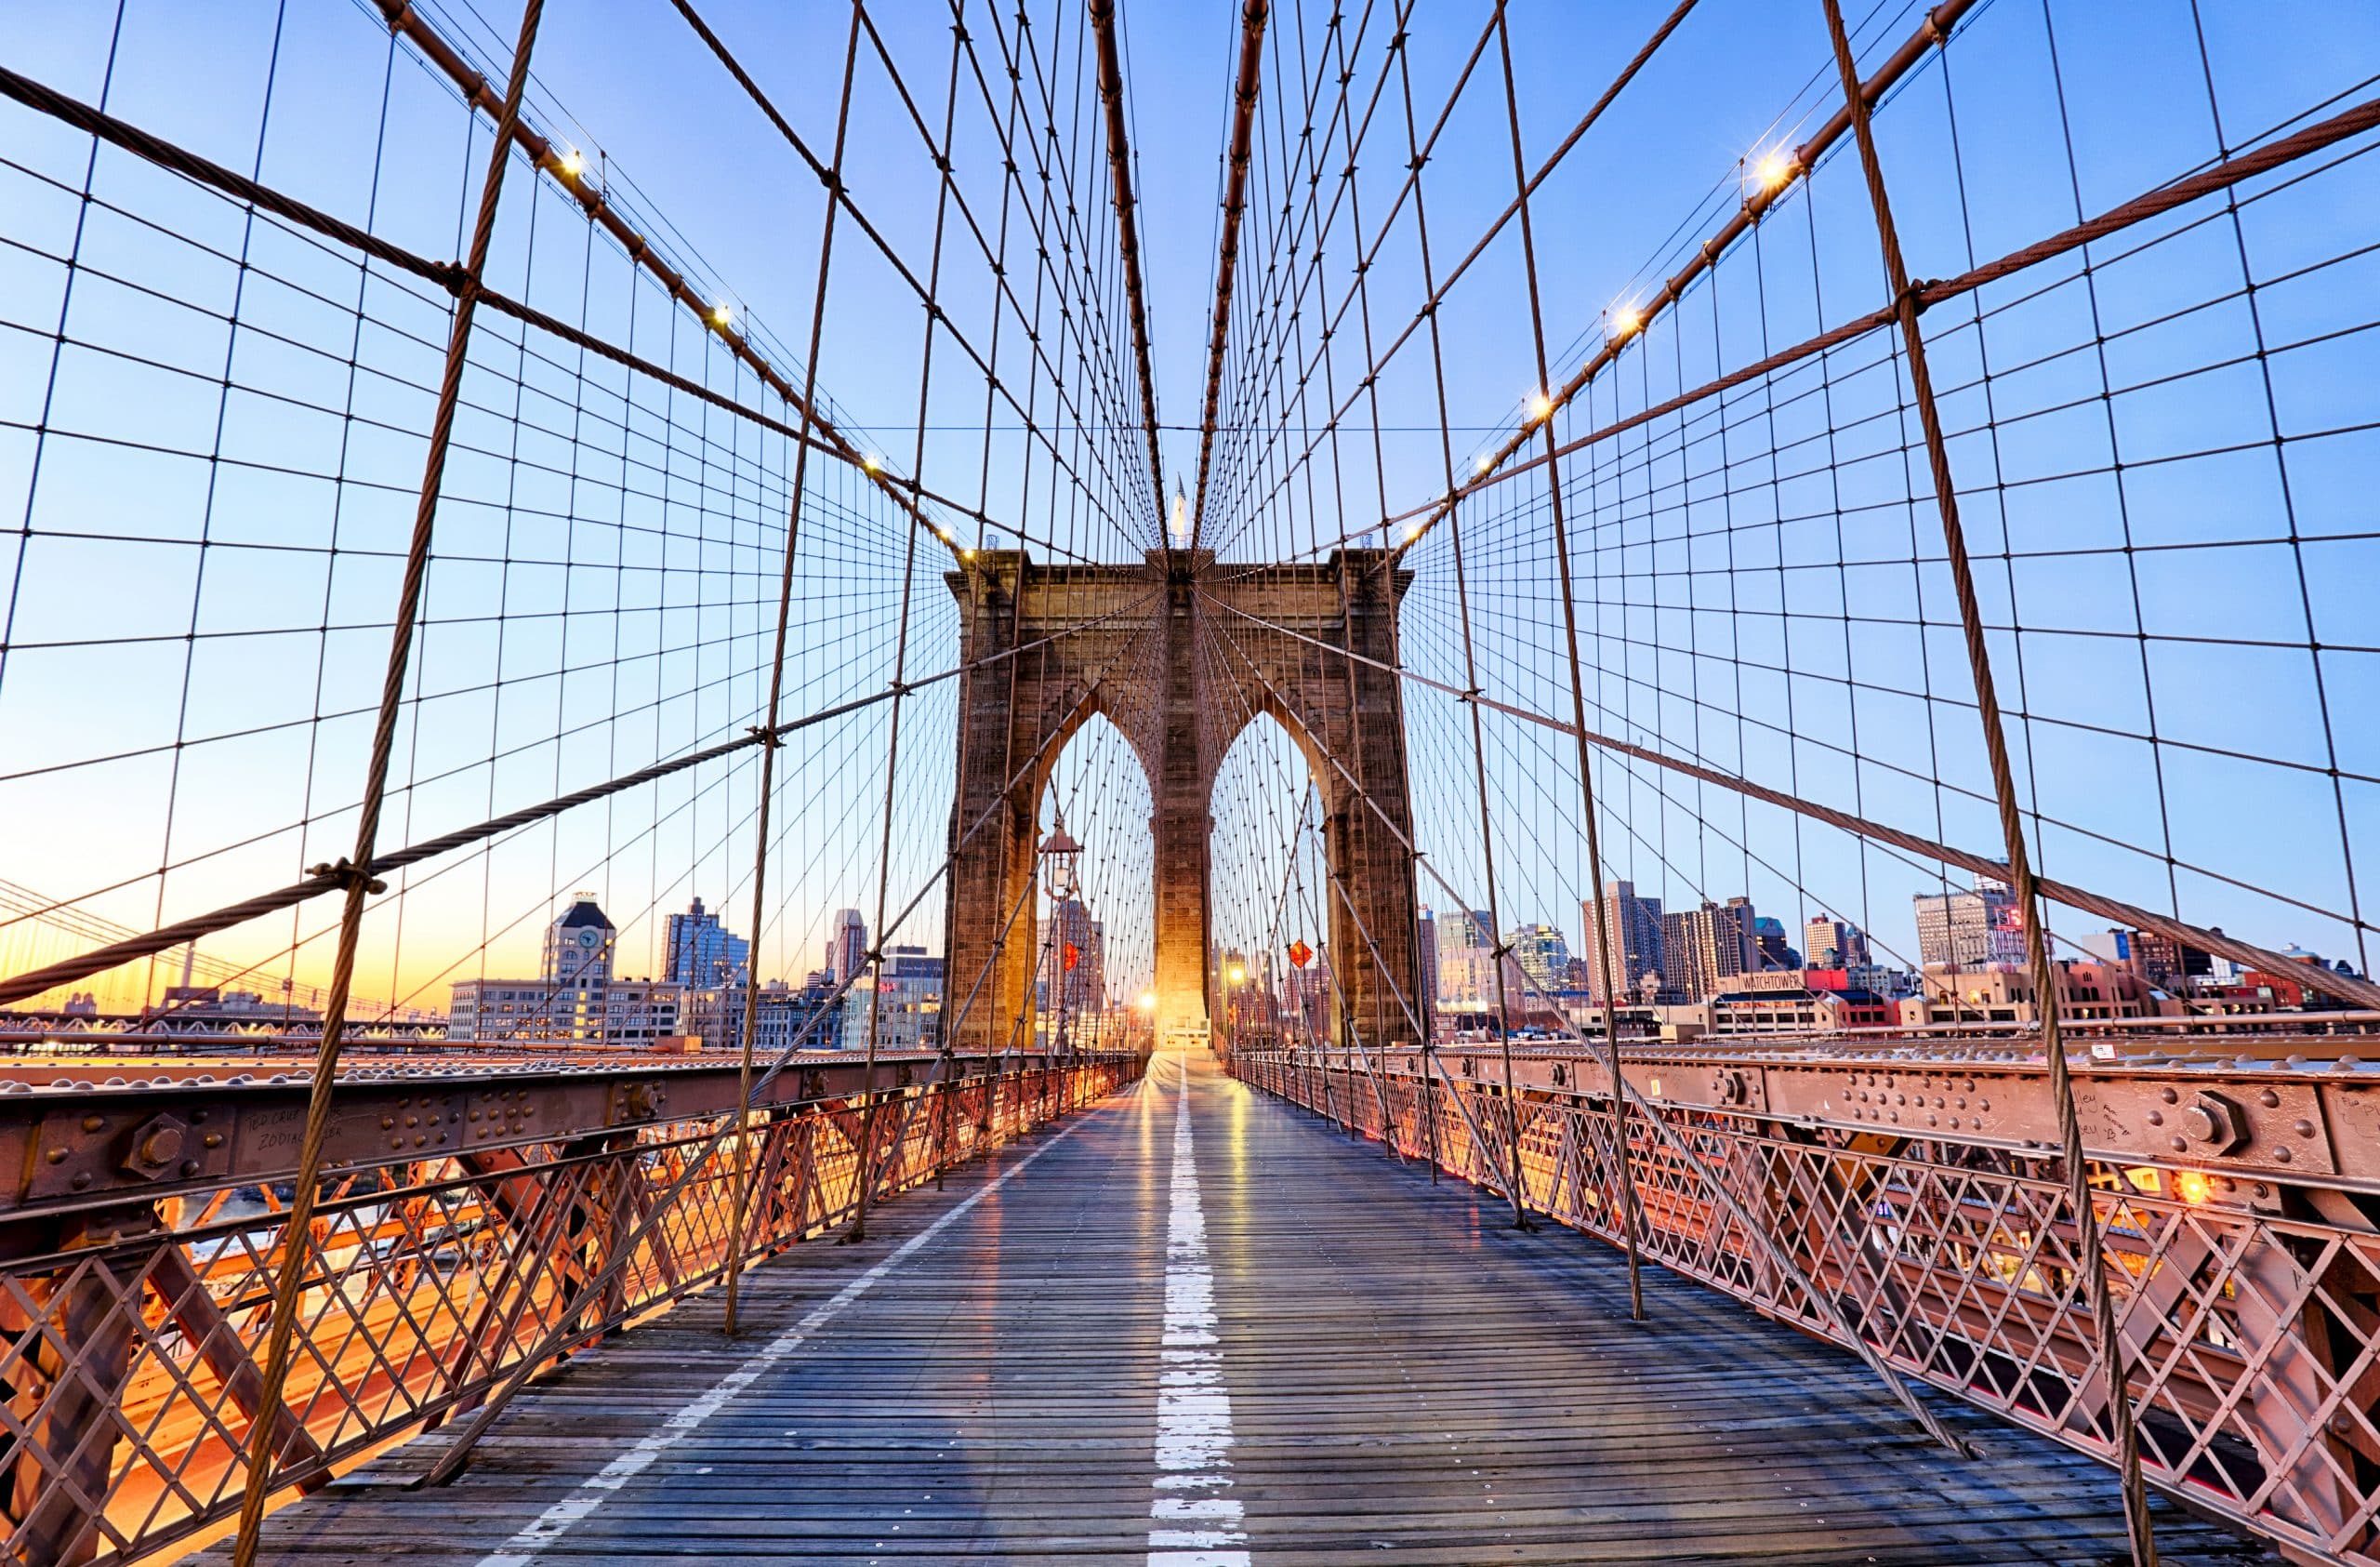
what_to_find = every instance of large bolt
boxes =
[2180,1091,2248,1155]
[119,1112,191,1180]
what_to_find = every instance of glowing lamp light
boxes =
[1225,963,1247,986]
[1138,989,1157,1011]
[1527,390,1554,423]
[962,547,977,561]
[1038,810,1081,902]
[2175,1169,2214,1205]
[1474,453,1494,475]
[710,302,734,329]
[1611,303,1644,340]
[557,149,585,179]
[1754,150,1795,193]
[1404,523,1421,543]
[862,454,881,475]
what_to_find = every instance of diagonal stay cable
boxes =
[0,596,1154,1009]
[1196,591,2380,1013]
[408,610,1161,1488]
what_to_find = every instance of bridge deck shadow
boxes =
[205,1055,2272,1564]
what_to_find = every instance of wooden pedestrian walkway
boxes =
[214,1052,2268,1564]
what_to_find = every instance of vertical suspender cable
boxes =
[723,0,866,1338]
[226,3,548,1560]
[1491,3,1646,1318]
[1814,1,2157,1558]
[1389,8,1529,1228]
[849,0,968,1244]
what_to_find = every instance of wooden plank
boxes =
[204,1056,2270,1564]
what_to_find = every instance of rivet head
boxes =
[44,1148,68,1164]
[2274,1146,2294,1162]
[2259,1089,2281,1109]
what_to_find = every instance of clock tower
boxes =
[541,893,617,994]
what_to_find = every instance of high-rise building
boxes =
[1415,909,1440,1042]
[1040,895,1106,1018]
[826,909,867,986]
[1435,908,1497,1014]
[663,896,749,988]
[1804,912,1870,970]
[682,976,840,1055]
[841,945,945,1052]
[449,894,684,1046]
[1661,898,1756,1003]
[2111,927,2215,989]
[1443,908,1493,951]
[1913,877,2022,970]
[1583,881,1664,1005]
[1285,945,1332,1042]
[1504,923,1570,995]
[1751,916,1796,970]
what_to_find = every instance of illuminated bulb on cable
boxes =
[1404,522,1421,543]
[962,546,976,561]
[1225,963,1247,986]
[1138,989,1157,1011]
[1754,149,1795,193]
[1527,390,1554,423]
[1474,453,1494,475]
[557,148,585,179]
[862,454,881,475]
[1612,304,1644,339]
[710,302,734,329]
[2175,1169,2213,1205]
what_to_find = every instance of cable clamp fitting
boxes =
[747,724,784,749]
[309,858,388,896]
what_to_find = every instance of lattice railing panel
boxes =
[1236,1049,2380,1566]
[0,1056,1133,1567]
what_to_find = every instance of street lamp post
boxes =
[1039,812,1081,1115]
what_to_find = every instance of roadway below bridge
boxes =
[214,1052,2266,1565]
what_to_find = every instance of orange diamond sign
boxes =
[1288,940,1313,969]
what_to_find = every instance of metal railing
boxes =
[1234,1044,2380,1566]
[0,1049,1139,1566]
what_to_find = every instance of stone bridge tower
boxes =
[942,550,1420,1055]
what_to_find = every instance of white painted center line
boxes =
[1149,1054,1250,1567]
[470,1116,1090,1567]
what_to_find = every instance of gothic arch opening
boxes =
[1208,710,1333,1051]
[1025,711,1154,1056]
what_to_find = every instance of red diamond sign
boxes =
[1288,940,1313,969]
